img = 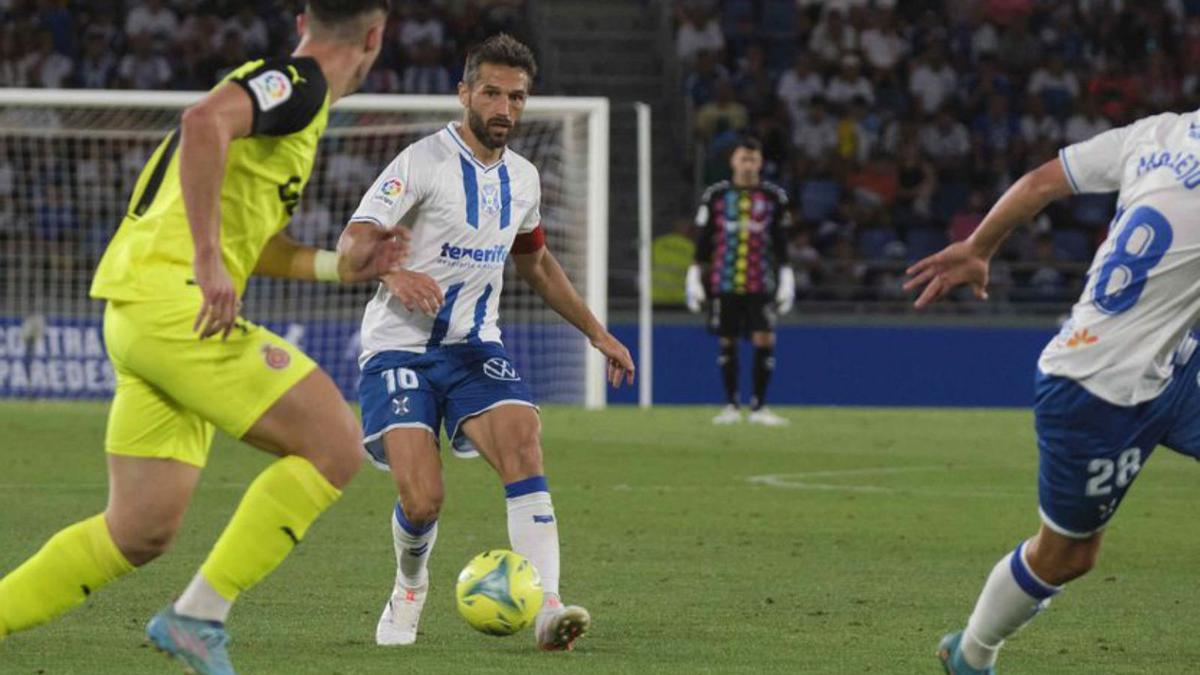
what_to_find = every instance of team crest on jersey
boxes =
[480,183,502,215]
[247,70,293,112]
[482,357,520,382]
[262,344,291,369]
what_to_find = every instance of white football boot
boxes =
[747,407,790,426]
[376,581,428,646]
[535,596,590,651]
[712,404,743,425]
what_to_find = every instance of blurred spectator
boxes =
[1143,51,1180,110]
[972,95,1020,155]
[776,53,823,125]
[847,152,898,210]
[399,1,445,58]
[791,96,837,162]
[787,228,822,298]
[825,54,874,108]
[909,47,957,115]
[822,235,867,301]
[1064,97,1113,144]
[74,28,116,88]
[996,16,1041,74]
[808,8,857,66]
[402,40,452,94]
[694,79,748,143]
[18,30,71,87]
[125,0,177,44]
[225,4,270,55]
[1028,234,1066,304]
[1019,95,1062,144]
[676,6,723,66]
[37,0,73,56]
[920,106,971,173]
[0,30,19,86]
[685,49,728,107]
[1027,54,1079,117]
[948,189,987,242]
[117,34,170,90]
[1088,61,1140,123]
[962,55,1013,117]
[860,9,906,74]
[730,44,774,118]
[893,141,937,233]
[835,97,874,164]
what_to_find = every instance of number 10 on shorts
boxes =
[382,367,419,394]
[1085,447,1143,497]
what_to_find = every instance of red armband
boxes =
[511,224,546,254]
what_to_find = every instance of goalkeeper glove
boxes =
[685,264,706,313]
[776,266,795,314]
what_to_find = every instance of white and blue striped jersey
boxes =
[1040,111,1200,406]
[351,123,541,366]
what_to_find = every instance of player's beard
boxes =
[467,105,513,150]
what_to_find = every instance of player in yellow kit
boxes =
[0,2,399,673]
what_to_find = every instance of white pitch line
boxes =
[746,466,1028,498]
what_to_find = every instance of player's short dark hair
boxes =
[463,33,538,86]
[306,0,390,27]
[733,135,763,154]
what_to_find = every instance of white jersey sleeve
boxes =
[350,147,425,229]
[517,178,541,234]
[1059,125,1131,194]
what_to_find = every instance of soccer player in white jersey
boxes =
[337,34,634,651]
[906,111,1200,674]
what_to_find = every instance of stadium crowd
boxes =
[677,0,1200,309]
[0,0,526,93]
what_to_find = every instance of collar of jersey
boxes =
[445,123,506,173]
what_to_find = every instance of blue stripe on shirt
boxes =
[467,284,493,344]
[499,164,512,229]
[426,282,464,349]
[459,155,479,228]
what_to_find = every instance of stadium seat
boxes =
[720,0,755,35]
[800,180,841,223]
[760,0,797,39]
[1052,228,1093,263]
[859,226,899,261]
[906,227,948,261]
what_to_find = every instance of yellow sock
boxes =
[200,455,341,601]
[0,513,134,637]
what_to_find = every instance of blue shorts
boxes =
[358,343,536,469]
[1035,348,1200,537]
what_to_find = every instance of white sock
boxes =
[505,476,560,603]
[392,502,437,588]
[962,541,1061,669]
[175,573,232,623]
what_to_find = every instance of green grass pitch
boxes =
[2,402,1199,673]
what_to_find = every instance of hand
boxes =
[775,266,795,315]
[382,269,444,317]
[338,226,410,283]
[192,251,239,340]
[903,240,990,309]
[591,332,635,388]
[685,264,706,313]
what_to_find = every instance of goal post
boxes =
[0,88,610,409]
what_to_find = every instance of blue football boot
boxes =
[938,631,995,675]
[146,605,236,675]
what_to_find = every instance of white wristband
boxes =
[313,249,341,282]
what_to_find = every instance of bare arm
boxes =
[904,157,1073,308]
[179,82,252,338]
[514,246,635,387]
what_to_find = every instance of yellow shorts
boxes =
[102,299,316,468]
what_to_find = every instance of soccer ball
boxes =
[455,549,544,636]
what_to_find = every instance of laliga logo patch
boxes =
[482,357,520,382]
[247,70,293,112]
[262,344,291,370]
[373,177,404,206]
[481,183,502,215]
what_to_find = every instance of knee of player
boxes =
[1060,543,1101,580]
[398,496,442,527]
[320,447,363,489]
[115,524,179,567]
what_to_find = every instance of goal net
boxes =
[0,90,609,408]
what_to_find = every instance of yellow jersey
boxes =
[91,57,330,302]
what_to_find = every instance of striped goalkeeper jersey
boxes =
[693,180,792,296]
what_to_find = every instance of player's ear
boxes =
[457,80,469,107]
[296,12,307,38]
[364,20,384,55]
